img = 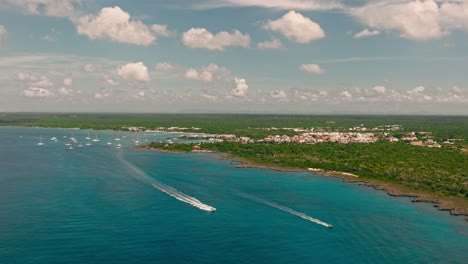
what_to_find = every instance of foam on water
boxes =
[237,191,332,228]
[117,152,216,212]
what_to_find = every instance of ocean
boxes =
[0,127,466,263]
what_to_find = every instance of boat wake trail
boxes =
[236,192,332,228]
[117,153,216,212]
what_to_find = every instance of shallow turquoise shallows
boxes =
[0,127,467,264]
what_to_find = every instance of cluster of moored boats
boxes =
[36,132,146,150]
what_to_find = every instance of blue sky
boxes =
[0,0,467,114]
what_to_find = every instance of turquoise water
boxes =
[0,127,467,264]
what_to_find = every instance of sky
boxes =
[0,0,467,114]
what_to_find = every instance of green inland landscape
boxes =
[1,113,467,217]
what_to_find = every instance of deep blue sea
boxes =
[0,127,467,264]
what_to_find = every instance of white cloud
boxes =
[371,85,386,94]
[193,0,343,11]
[299,64,325,75]
[354,28,381,39]
[6,0,79,18]
[451,86,463,94]
[105,77,120,86]
[58,87,74,96]
[408,86,425,95]
[201,92,218,101]
[270,90,287,99]
[0,25,8,45]
[16,72,53,88]
[155,62,175,72]
[182,27,250,50]
[257,38,284,49]
[94,93,105,99]
[76,6,160,46]
[117,62,150,82]
[151,24,174,37]
[263,11,325,43]
[339,90,353,101]
[185,68,212,82]
[63,77,72,87]
[22,87,53,97]
[184,63,229,83]
[352,0,446,41]
[83,63,96,73]
[231,77,249,97]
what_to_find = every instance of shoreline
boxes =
[146,147,468,220]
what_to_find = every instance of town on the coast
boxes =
[120,124,453,148]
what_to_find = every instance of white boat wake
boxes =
[236,192,332,228]
[117,153,216,212]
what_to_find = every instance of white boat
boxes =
[68,144,74,150]
[107,138,113,145]
[92,133,100,142]
[37,136,45,146]
[85,132,91,140]
[50,137,57,141]
[70,132,76,142]
[85,139,92,146]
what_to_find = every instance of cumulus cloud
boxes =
[351,0,468,41]
[354,28,381,39]
[257,38,284,49]
[76,6,170,46]
[185,68,211,82]
[0,25,7,45]
[270,90,287,99]
[263,11,325,43]
[63,77,72,87]
[22,87,53,97]
[182,27,250,50]
[6,0,79,17]
[201,92,218,101]
[155,62,175,72]
[151,24,174,37]
[353,1,443,41]
[117,62,150,82]
[83,63,96,73]
[184,63,229,83]
[231,77,249,97]
[58,87,76,96]
[16,72,53,88]
[299,64,325,75]
[105,77,120,86]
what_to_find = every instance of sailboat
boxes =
[92,133,100,142]
[70,132,77,143]
[37,136,45,146]
[107,137,113,145]
[85,138,92,146]
[134,135,140,145]
[85,132,91,140]
[68,144,74,150]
